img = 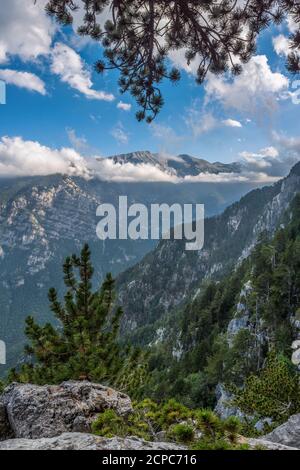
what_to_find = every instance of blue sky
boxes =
[0,0,299,183]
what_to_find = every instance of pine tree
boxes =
[9,244,147,395]
[44,1,300,121]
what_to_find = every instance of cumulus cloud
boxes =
[0,133,297,185]
[0,136,90,178]
[273,132,300,157]
[0,0,54,64]
[117,101,132,111]
[51,43,115,101]
[205,56,289,116]
[0,69,46,95]
[239,142,298,178]
[273,34,290,57]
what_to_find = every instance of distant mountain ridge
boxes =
[108,151,242,178]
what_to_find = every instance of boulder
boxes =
[264,414,300,449]
[246,438,298,451]
[0,401,13,441]
[1,381,133,439]
[291,349,300,366]
[0,433,188,451]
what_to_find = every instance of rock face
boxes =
[264,414,300,449]
[1,381,132,439]
[117,164,300,338]
[0,401,13,441]
[246,438,298,451]
[214,384,245,421]
[0,432,187,451]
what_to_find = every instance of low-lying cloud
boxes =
[0,136,90,178]
[0,135,298,185]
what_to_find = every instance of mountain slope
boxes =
[0,153,256,372]
[117,163,300,337]
[141,193,300,410]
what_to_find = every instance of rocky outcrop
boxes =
[264,414,300,449]
[214,384,245,420]
[246,438,298,451]
[291,340,300,368]
[0,433,187,451]
[0,401,13,441]
[1,381,132,439]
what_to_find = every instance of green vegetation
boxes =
[142,194,300,419]
[92,398,245,449]
[233,353,300,423]
[5,195,300,448]
[9,244,147,396]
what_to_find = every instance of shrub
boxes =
[167,423,195,443]
[91,409,127,438]
[233,353,300,423]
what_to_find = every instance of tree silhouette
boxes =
[45,1,300,121]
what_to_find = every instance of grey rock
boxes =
[214,384,246,420]
[264,414,300,449]
[0,433,188,451]
[291,349,300,366]
[254,418,273,433]
[154,431,169,442]
[0,401,13,441]
[227,316,249,347]
[291,340,300,350]
[1,381,133,439]
[246,438,298,451]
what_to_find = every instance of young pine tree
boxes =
[10,244,147,394]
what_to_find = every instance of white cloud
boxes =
[0,136,90,178]
[273,35,290,57]
[117,101,132,111]
[92,159,177,183]
[223,119,242,128]
[205,55,289,116]
[183,171,279,184]
[0,134,292,185]
[239,141,298,178]
[0,69,46,95]
[51,43,115,101]
[111,123,129,145]
[0,0,54,64]
[273,132,300,155]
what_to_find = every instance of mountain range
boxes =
[117,162,300,343]
[0,151,288,371]
[109,151,242,178]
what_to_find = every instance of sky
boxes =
[0,0,299,184]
